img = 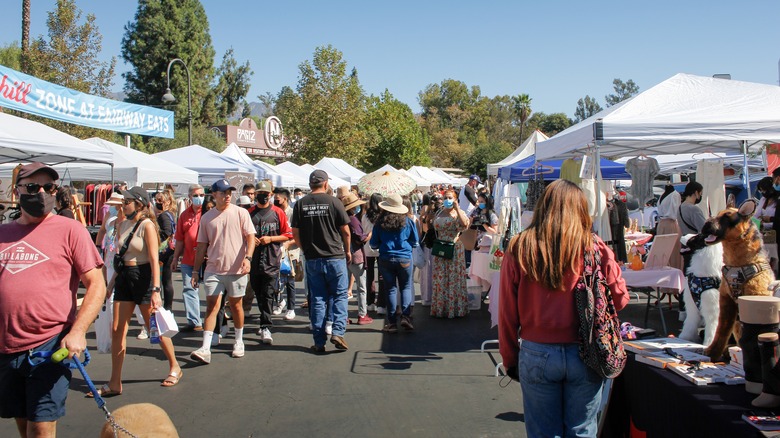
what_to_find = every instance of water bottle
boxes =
[149,312,161,344]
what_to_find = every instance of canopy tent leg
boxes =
[742,140,751,198]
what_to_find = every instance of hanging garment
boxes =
[560,158,583,185]
[525,178,546,212]
[624,157,660,205]
[696,160,726,217]
[581,179,612,242]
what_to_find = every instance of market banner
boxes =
[0,64,174,138]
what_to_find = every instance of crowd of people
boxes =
[0,162,509,436]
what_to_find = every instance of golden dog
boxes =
[702,199,776,361]
[100,403,179,438]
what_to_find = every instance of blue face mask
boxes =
[774,184,780,192]
[191,195,204,207]
[443,199,454,209]
[354,206,361,214]
[478,203,486,210]
[108,206,117,217]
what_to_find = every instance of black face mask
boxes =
[126,210,138,220]
[155,202,163,210]
[274,200,283,208]
[20,192,55,218]
[257,194,270,205]
[695,195,703,205]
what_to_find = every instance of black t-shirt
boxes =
[464,184,478,206]
[291,193,350,260]
[249,205,285,276]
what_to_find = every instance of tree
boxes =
[527,112,572,137]
[573,95,602,123]
[512,93,532,142]
[121,0,216,132]
[463,140,513,180]
[274,45,369,165]
[24,0,116,137]
[0,42,22,70]
[363,90,430,171]
[605,78,639,107]
[213,48,253,123]
[21,0,30,71]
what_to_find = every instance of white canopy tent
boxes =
[315,157,366,184]
[615,152,765,176]
[69,138,198,185]
[153,145,259,185]
[375,164,398,172]
[253,160,307,189]
[407,166,455,185]
[487,130,549,176]
[301,163,352,189]
[0,112,113,166]
[220,143,288,187]
[276,161,353,191]
[432,168,466,186]
[536,73,780,161]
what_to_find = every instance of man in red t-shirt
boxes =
[0,162,105,437]
[171,184,205,331]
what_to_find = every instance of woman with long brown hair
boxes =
[155,189,178,311]
[498,179,628,437]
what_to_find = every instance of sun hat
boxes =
[341,192,366,211]
[105,192,125,206]
[378,193,408,214]
[237,195,252,206]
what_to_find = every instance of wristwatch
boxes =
[149,286,161,293]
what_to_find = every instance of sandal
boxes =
[85,383,121,398]
[161,370,183,387]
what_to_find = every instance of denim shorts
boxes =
[0,333,72,422]
[114,263,153,304]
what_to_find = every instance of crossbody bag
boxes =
[113,220,144,273]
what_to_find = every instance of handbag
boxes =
[432,239,456,259]
[574,239,627,379]
[413,244,427,268]
[154,308,179,338]
[113,220,143,273]
[293,259,304,281]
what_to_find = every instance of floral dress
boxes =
[431,212,469,318]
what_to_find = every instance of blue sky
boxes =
[1,1,779,118]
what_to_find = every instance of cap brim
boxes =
[344,200,366,211]
[378,202,408,214]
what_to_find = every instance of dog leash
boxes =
[35,347,139,438]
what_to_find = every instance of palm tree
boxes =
[512,93,532,142]
[21,0,30,71]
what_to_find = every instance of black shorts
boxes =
[114,263,153,305]
[0,333,72,422]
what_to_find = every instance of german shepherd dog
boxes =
[701,199,776,361]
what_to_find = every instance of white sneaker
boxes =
[367,304,376,312]
[232,341,245,358]
[136,327,148,340]
[272,306,282,315]
[284,310,296,320]
[191,347,211,364]
[376,306,387,316]
[261,327,273,345]
[325,321,333,335]
[279,299,286,311]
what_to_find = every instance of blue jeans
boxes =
[519,340,605,438]
[306,258,349,347]
[378,257,413,324]
[180,264,202,328]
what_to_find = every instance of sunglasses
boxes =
[17,182,58,194]
[123,199,136,205]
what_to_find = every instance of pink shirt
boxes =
[0,215,103,353]
[197,204,255,275]
[498,236,628,368]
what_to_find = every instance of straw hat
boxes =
[105,192,125,206]
[378,193,408,214]
[336,185,351,200]
[341,192,365,212]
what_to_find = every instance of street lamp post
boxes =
[162,58,192,146]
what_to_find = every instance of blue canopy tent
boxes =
[498,156,631,182]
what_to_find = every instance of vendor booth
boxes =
[221,143,291,188]
[498,156,631,182]
[487,130,549,177]
[315,157,366,184]
[153,145,260,185]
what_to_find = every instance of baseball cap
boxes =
[256,180,273,193]
[211,179,236,193]
[17,162,59,181]
[309,169,328,184]
[120,186,149,204]
[469,174,482,184]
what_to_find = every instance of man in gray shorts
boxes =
[190,179,256,363]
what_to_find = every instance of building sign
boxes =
[0,64,174,138]
[213,117,289,158]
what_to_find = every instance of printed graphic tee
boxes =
[0,215,103,353]
[291,193,350,260]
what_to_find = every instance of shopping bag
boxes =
[413,245,427,268]
[155,308,179,338]
[488,233,504,271]
[95,295,113,353]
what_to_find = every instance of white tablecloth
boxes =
[621,266,687,291]
[469,251,493,292]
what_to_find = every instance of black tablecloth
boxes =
[605,354,761,437]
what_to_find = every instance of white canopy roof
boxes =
[315,157,365,184]
[300,163,352,189]
[220,143,288,187]
[536,73,780,160]
[375,164,398,173]
[153,145,258,185]
[0,112,113,165]
[432,168,465,186]
[400,169,431,188]
[615,152,765,176]
[487,130,549,176]
[252,160,307,189]
[71,138,198,185]
[407,166,455,185]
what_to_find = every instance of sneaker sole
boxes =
[263,339,273,345]
[232,351,245,358]
[330,337,348,350]
[190,353,211,364]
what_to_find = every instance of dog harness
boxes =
[722,261,772,299]
[686,273,721,310]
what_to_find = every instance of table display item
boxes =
[752,333,780,408]
[738,296,780,394]
[742,410,780,431]
[635,348,710,369]
[624,337,706,355]
[667,361,745,385]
